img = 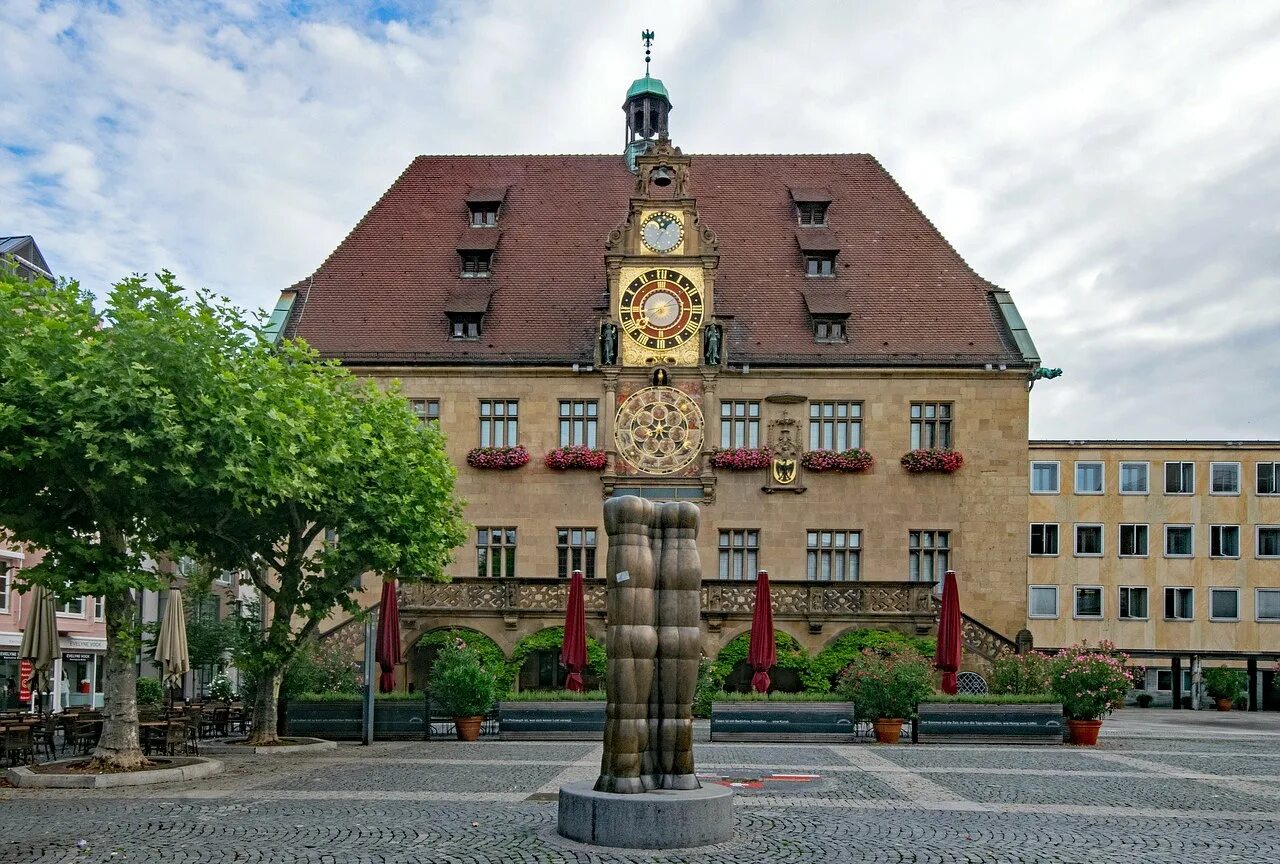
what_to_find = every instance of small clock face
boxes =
[640,211,684,254]
[619,268,704,351]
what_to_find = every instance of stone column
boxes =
[1171,656,1182,709]
[1247,657,1259,712]
[1190,655,1203,710]
[602,372,619,456]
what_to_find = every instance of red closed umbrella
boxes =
[375,579,402,694]
[748,570,776,693]
[935,569,962,695]
[560,569,588,692]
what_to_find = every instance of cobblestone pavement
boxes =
[3,727,1280,863]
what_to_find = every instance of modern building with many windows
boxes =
[284,65,1277,700]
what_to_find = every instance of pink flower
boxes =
[466,445,531,470]
[708,447,774,470]
[802,448,875,473]
[543,446,608,471]
[900,449,964,473]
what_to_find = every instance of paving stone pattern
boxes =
[2,735,1279,863]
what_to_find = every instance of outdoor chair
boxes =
[3,726,35,766]
[183,712,201,755]
[67,719,99,755]
[155,719,185,756]
[34,716,59,762]
[201,704,229,739]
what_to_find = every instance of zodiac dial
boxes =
[618,268,704,353]
[614,386,704,475]
[640,211,684,254]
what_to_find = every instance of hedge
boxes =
[414,628,507,682]
[802,628,935,693]
[505,627,607,695]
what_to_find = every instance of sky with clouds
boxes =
[3,0,1278,440]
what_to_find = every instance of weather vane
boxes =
[642,30,655,76]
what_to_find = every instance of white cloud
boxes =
[1,0,1277,437]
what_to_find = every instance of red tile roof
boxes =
[285,154,1028,367]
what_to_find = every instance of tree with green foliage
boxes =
[174,335,467,744]
[706,630,810,693]
[802,628,935,693]
[0,271,253,769]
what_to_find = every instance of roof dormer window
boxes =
[448,313,483,340]
[797,202,828,227]
[460,251,492,278]
[813,316,846,343]
[805,254,836,277]
[469,203,499,227]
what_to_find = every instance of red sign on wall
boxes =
[18,659,32,702]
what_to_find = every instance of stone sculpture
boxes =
[595,495,701,793]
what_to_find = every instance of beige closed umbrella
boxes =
[18,583,60,715]
[154,588,190,705]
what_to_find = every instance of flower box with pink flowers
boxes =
[801,448,875,473]
[708,446,774,471]
[543,446,608,471]
[900,448,964,474]
[466,445,530,470]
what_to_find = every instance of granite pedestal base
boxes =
[557,781,734,849]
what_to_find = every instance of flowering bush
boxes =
[900,448,964,473]
[1050,642,1134,720]
[836,647,935,720]
[466,445,530,470]
[801,448,874,473]
[708,446,774,470]
[990,651,1056,696]
[543,446,608,471]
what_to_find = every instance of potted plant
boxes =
[1050,644,1133,745]
[837,647,933,744]
[429,642,497,741]
[1135,693,1154,708]
[1204,668,1247,712]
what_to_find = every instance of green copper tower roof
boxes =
[626,74,670,102]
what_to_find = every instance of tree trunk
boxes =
[249,669,283,745]
[90,587,147,769]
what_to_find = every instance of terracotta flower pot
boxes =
[1067,718,1102,746]
[872,718,904,744]
[1215,698,1232,712]
[454,715,484,741]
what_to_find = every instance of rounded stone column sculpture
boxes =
[558,496,733,849]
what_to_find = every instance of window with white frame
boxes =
[476,527,517,578]
[1120,461,1149,494]
[556,527,597,579]
[1118,586,1148,620]
[1028,585,1059,618]
[1210,462,1240,495]
[93,597,104,621]
[720,401,761,448]
[1259,527,1280,558]
[1074,462,1104,494]
[1074,524,1103,556]
[1165,525,1194,557]
[908,530,950,582]
[719,529,760,581]
[478,400,519,447]
[1164,461,1195,494]
[1030,461,1059,494]
[1210,525,1240,558]
[1029,523,1059,556]
[909,403,952,450]
[1164,587,1194,620]
[1074,586,1103,618]
[558,400,599,448]
[0,559,12,612]
[1156,669,1193,691]
[806,530,860,581]
[1119,523,1149,557]
[1209,588,1239,621]
[1256,588,1280,621]
[58,596,85,617]
[1257,462,1280,495]
[410,398,441,425]
[809,402,862,451]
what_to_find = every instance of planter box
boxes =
[283,699,430,740]
[710,701,856,742]
[915,702,1064,744]
[498,701,605,740]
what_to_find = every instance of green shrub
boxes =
[921,693,1060,705]
[990,652,1056,695]
[1204,668,1247,701]
[803,629,934,693]
[1051,644,1132,720]
[293,690,424,702]
[837,647,934,720]
[707,630,809,693]
[707,690,848,702]
[499,689,607,702]
[506,627,606,694]
[428,643,496,717]
[1136,693,1154,708]
[136,676,165,707]
[693,656,715,717]
[208,674,234,702]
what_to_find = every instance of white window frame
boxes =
[1028,585,1059,619]
[0,560,11,614]
[1208,587,1240,622]
[1164,524,1194,558]
[1255,588,1280,622]
[93,596,105,622]
[1074,523,1104,557]
[1118,585,1149,621]
[1030,461,1060,494]
[1118,523,1149,558]
[1163,460,1195,495]
[1119,461,1150,495]
[1257,526,1280,559]
[1256,462,1280,496]
[1209,524,1241,559]
[1074,461,1104,495]
[1209,461,1240,496]
[1073,585,1104,619]
[1164,586,1195,621]
[1029,523,1059,557]
[57,596,86,618]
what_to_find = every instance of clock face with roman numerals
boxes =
[618,268,704,351]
